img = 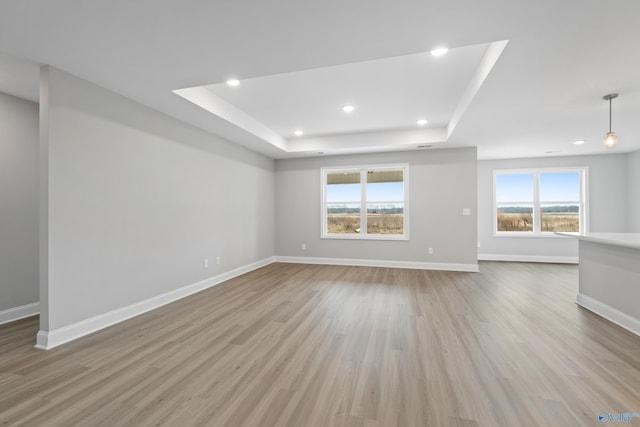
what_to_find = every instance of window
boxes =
[322,164,408,240]
[494,168,587,235]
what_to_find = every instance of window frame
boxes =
[321,163,409,240]
[493,167,589,237]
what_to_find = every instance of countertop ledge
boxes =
[555,232,640,250]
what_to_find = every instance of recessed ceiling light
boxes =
[294,130,304,137]
[417,119,428,126]
[430,47,449,56]
[226,79,240,87]
[573,140,586,145]
[342,104,355,113]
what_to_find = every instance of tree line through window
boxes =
[322,165,408,239]
[494,168,586,234]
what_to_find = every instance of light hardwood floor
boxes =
[1,262,640,426]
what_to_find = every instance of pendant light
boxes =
[602,93,619,149]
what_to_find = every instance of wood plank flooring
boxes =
[1,262,640,426]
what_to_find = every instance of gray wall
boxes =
[478,154,628,260]
[0,92,39,312]
[41,67,275,331]
[628,150,640,232]
[275,147,478,266]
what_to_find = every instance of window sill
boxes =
[321,234,409,241]
[493,232,580,238]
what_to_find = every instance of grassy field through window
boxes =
[327,213,403,234]
[495,170,583,234]
[497,209,579,232]
[541,212,579,232]
[497,212,533,232]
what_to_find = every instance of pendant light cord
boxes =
[609,97,613,133]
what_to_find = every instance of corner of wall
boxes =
[626,150,640,232]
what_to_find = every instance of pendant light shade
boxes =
[603,131,618,148]
[602,93,619,149]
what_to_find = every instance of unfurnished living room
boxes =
[1,1,640,426]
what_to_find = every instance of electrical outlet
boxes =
[216,256,221,265]
[428,248,434,255]
[463,208,471,216]
[204,258,209,268]
[301,243,307,250]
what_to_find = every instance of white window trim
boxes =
[321,163,409,241]
[493,167,589,237]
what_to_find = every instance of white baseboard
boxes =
[35,257,276,350]
[478,253,578,264]
[274,256,479,272]
[0,302,39,325]
[576,293,640,337]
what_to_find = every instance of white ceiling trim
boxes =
[173,41,507,157]
[288,127,448,156]
[447,40,509,139]
[173,85,288,152]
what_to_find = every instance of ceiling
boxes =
[1,0,639,160]
[174,42,503,155]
